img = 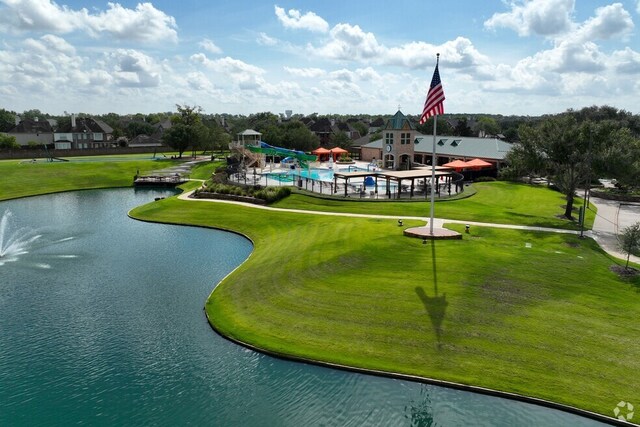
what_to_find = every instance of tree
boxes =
[619,222,640,270]
[125,121,154,138]
[477,116,500,136]
[507,114,592,219]
[0,108,17,132]
[452,117,473,136]
[0,134,20,150]
[162,104,205,158]
[416,116,453,135]
[330,131,351,149]
[282,121,319,151]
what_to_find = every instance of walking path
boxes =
[177,190,640,264]
[588,197,640,264]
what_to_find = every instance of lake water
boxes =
[0,189,607,426]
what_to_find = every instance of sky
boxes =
[0,0,639,117]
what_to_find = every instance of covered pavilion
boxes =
[333,166,459,199]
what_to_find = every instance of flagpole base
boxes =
[403,226,462,240]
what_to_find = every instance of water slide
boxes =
[246,142,316,169]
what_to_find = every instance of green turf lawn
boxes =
[130,197,639,419]
[0,156,195,201]
[274,181,596,230]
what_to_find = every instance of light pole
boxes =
[580,127,594,238]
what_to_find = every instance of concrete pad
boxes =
[403,226,462,240]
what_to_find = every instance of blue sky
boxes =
[1,0,639,117]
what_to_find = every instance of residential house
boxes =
[7,116,54,147]
[54,115,114,149]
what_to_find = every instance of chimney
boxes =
[15,115,20,126]
[34,117,38,122]
[71,114,76,128]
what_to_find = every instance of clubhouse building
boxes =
[360,111,512,173]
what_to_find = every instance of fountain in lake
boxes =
[0,210,42,266]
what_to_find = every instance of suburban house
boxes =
[360,110,512,171]
[307,117,361,146]
[6,117,54,147]
[54,115,114,149]
[128,119,172,148]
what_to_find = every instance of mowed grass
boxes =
[274,181,595,230]
[0,157,184,201]
[131,197,639,418]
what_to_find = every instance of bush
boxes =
[475,176,496,182]
[198,182,291,204]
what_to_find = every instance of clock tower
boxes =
[382,110,416,170]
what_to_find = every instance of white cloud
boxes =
[23,34,75,55]
[385,37,490,70]
[257,32,278,46]
[186,71,214,91]
[274,5,329,33]
[284,66,326,78]
[311,23,383,61]
[109,49,161,87]
[611,47,640,74]
[199,39,222,54]
[484,0,575,37]
[573,3,633,42]
[0,0,178,43]
[191,54,264,79]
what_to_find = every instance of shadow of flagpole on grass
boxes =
[415,240,448,349]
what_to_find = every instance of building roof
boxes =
[362,134,513,161]
[369,117,385,127]
[9,119,53,134]
[308,117,333,133]
[238,129,261,136]
[58,117,113,134]
[384,110,415,131]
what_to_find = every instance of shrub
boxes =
[475,176,496,182]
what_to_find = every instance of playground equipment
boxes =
[42,144,68,162]
[246,142,317,169]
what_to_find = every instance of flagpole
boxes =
[429,53,439,235]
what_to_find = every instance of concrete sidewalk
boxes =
[178,190,640,265]
[587,197,640,264]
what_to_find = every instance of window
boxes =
[401,133,410,144]
[385,132,394,145]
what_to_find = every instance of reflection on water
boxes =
[0,189,606,426]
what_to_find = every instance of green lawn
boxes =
[274,181,595,230]
[130,197,639,419]
[0,157,189,201]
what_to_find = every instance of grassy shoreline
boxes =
[130,196,638,420]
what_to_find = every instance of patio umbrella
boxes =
[442,159,469,171]
[329,147,348,161]
[466,158,493,169]
[312,147,331,161]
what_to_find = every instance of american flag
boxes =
[419,62,445,124]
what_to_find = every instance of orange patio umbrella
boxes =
[329,147,348,160]
[466,158,493,169]
[442,159,469,171]
[312,147,331,161]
